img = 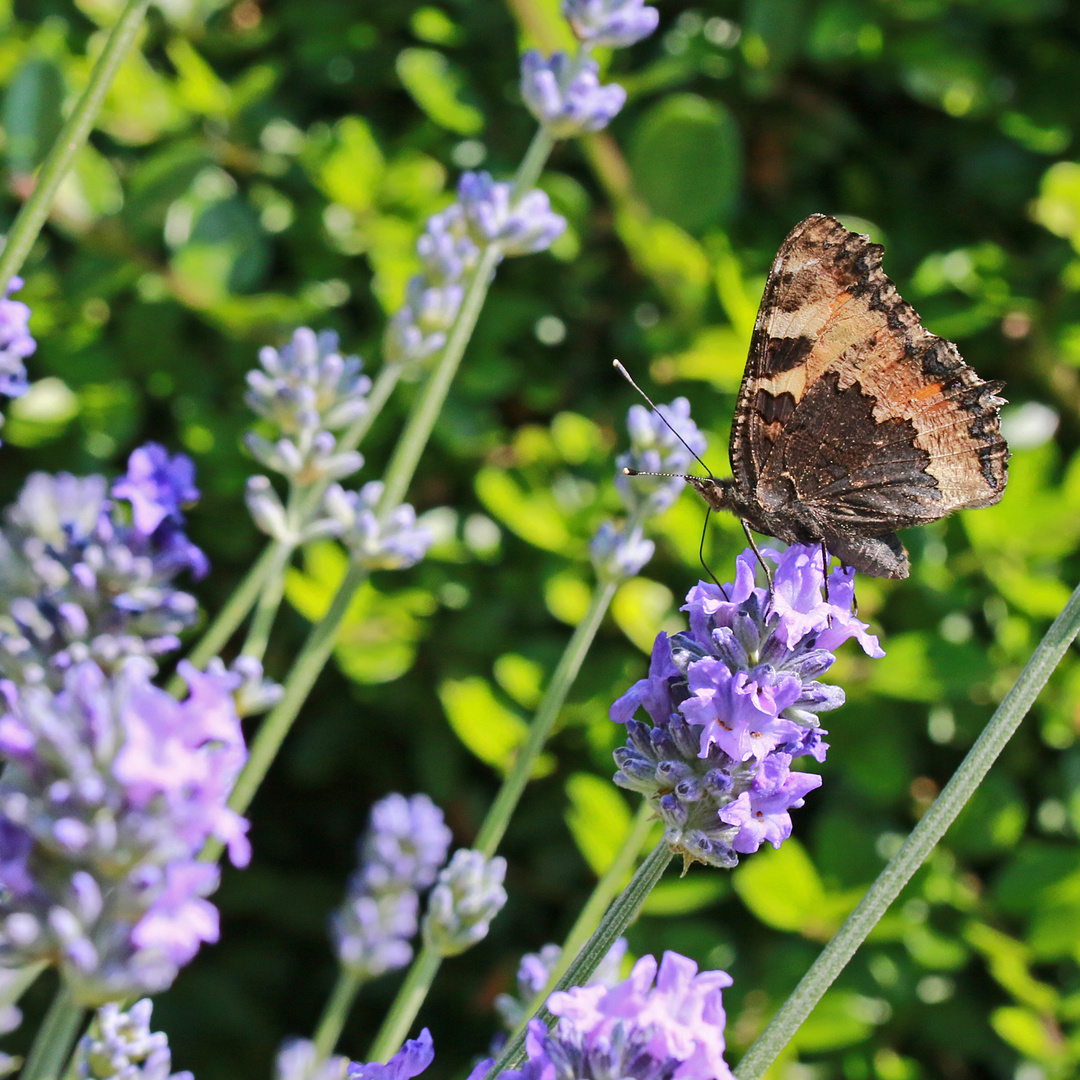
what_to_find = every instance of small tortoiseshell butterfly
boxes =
[673,214,1009,579]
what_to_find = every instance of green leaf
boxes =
[315,116,386,215]
[616,212,710,315]
[611,578,675,654]
[475,467,581,555]
[949,772,1027,858]
[641,876,728,915]
[733,838,835,937]
[3,57,64,171]
[438,676,553,778]
[544,571,591,626]
[990,1005,1061,1064]
[395,48,483,135]
[493,653,545,709]
[793,990,883,1053]
[628,94,742,232]
[564,772,633,877]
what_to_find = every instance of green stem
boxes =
[241,540,294,662]
[475,579,619,855]
[170,543,280,695]
[20,982,84,1080]
[734,578,1080,1079]
[199,560,370,863]
[489,839,675,1077]
[311,968,364,1062]
[509,800,656,1043]
[0,0,151,293]
[366,946,443,1063]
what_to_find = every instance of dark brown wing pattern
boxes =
[730,215,1008,535]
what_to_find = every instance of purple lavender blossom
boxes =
[331,794,451,980]
[346,1029,435,1080]
[423,849,507,957]
[520,53,627,139]
[563,0,659,48]
[457,172,566,256]
[416,205,481,284]
[615,397,707,517]
[611,545,884,868]
[323,481,433,571]
[75,998,192,1080]
[495,939,628,1032]
[245,329,367,489]
[111,443,199,537]
[590,521,654,582]
[500,951,734,1080]
[0,449,208,686]
[0,658,249,1003]
[0,277,34,401]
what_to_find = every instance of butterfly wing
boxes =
[730,215,1008,535]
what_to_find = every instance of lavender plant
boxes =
[0,1,1077,1079]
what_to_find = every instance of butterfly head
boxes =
[621,468,736,513]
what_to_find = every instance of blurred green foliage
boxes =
[3,0,1080,1078]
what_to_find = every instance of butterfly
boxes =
[676,214,1009,579]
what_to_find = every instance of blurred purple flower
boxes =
[457,172,566,256]
[520,53,627,138]
[563,0,659,48]
[590,521,654,582]
[0,276,33,403]
[423,849,507,957]
[323,481,433,571]
[0,450,209,686]
[0,659,248,1003]
[346,1029,435,1080]
[611,545,883,868]
[75,998,192,1080]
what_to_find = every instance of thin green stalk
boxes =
[366,946,443,1063]
[0,0,151,293]
[475,578,620,855]
[199,559,370,863]
[170,543,280,694]
[734,578,1080,1079]
[509,800,656,1044]
[312,968,364,1062]
[489,840,675,1077]
[20,983,84,1080]
[241,540,294,662]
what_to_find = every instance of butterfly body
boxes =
[698,214,1009,579]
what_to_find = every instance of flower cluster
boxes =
[0,658,250,1003]
[0,444,207,687]
[422,848,508,958]
[495,938,627,1033]
[612,545,885,868]
[74,999,191,1080]
[321,481,433,571]
[384,173,565,373]
[592,398,707,584]
[521,0,658,138]
[331,793,452,980]
[502,951,733,1080]
[0,276,34,439]
[246,327,369,484]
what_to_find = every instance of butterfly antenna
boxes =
[698,507,727,597]
[613,360,715,479]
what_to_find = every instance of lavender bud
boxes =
[422,849,507,957]
[563,0,660,47]
[336,482,433,571]
[74,999,192,1080]
[590,521,655,582]
[520,52,627,138]
[245,475,292,541]
[456,173,566,256]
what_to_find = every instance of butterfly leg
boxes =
[698,508,728,599]
[741,520,773,587]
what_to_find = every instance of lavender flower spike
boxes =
[611,545,884,869]
[563,0,659,48]
[75,999,192,1080]
[499,951,734,1080]
[616,397,707,518]
[0,658,250,1003]
[423,849,507,957]
[457,172,566,256]
[323,481,433,571]
[590,520,654,582]
[0,276,34,407]
[520,52,627,139]
[331,794,451,980]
